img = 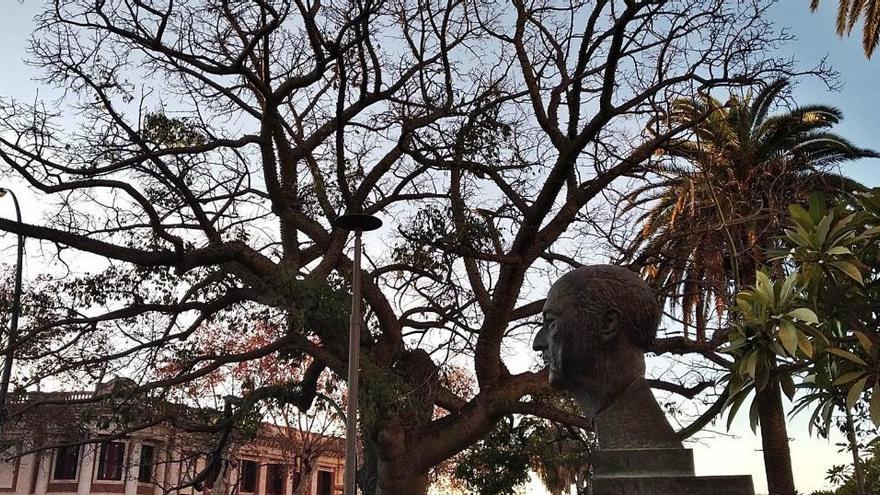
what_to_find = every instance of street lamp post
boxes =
[334,213,382,495]
[0,187,23,422]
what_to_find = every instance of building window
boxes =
[96,442,126,481]
[317,470,332,495]
[138,445,155,483]
[52,445,80,480]
[239,460,258,493]
[265,464,285,495]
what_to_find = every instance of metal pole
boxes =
[334,212,379,495]
[344,230,362,495]
[0,189,23,422]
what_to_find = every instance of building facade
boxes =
[0,390,345,495]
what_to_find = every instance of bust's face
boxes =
[534,266,656,418]
[533,287,599,392]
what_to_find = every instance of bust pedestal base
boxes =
[590,448,754,495]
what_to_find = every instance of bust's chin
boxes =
[550,370,605,417]
[566,377,608,418]
[547,369,567,389]
[549,366,591,391]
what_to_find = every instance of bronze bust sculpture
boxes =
[533,264,681,449]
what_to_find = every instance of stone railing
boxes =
[7,391,94,403]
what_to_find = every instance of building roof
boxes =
[2,382,345,458]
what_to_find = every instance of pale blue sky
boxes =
[0,1,878,493]
[2,1,877,179]
[770,1,880,186]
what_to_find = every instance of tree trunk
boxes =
[373,461,428,495]
[845,406,866,495]
[292,467,313,495]
[367,419,430,495]
[755,380,795,495]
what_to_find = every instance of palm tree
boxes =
[624,78,877,494]
[810,0,880,58]
[627,79,874,339]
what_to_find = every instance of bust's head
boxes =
[533,265,659,404]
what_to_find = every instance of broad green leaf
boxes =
[828,348,868,366]
[728,373,745,396]
[755,271,774,307]
[797,330,814,358]
[738,351,750,375]
[808,194,827,221]
[872,388,880,426]
[784,228,813,249]
[816,214,833,246]
[847,376,868,409]
[778,320,798,356]
[805,399,827,437]
[779,272,798,305]
[833,371,868,386]
[755,358,770,391]
[780,373,795,401]
[725,388,752,431]
[822,401,834,434]
[768,341,786,357]
[788,204,814,230]
[743,351,758,379]
[850,225,880,244]
[831,260,864,285]
[749,393,760,433]
[827,213,857,245]
[787,308,818,325]
[785,229,813,248]
[736,291,756,305]
[826,246,852,256]
[807,402,822,437]
[855,331,874,353]
[737,300,755,322]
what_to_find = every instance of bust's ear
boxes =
[600,309,620,343]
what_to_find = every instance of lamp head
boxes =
[334,213,382,232]
[0,188,7,197]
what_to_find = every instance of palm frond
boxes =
[812,0,880,57]
[863,0,880,57]
[849,0,866,34]
[630,79,873,342]
[749,79,788,135]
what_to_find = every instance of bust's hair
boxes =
[550,264,660,349]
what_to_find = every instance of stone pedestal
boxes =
[590,448,754,495]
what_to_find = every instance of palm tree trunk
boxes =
[755,379,796,495]
[737,261,796,495]
[845,405,866,495]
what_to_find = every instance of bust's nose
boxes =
[533,325,548,351]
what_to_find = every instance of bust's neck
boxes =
[581,377,682,450]
[570,339,645,417]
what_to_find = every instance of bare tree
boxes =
[271,402,343,495]
[0,0,805,493]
